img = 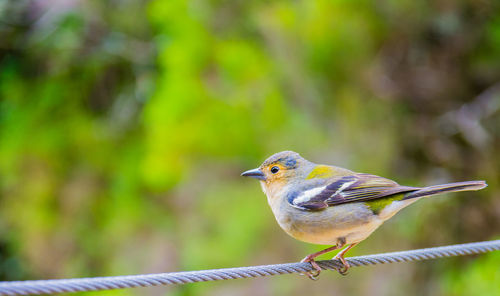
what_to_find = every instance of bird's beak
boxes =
[241,168,266,180]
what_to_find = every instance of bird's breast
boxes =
[271,198,383,245]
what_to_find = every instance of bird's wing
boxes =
[289,173,419,210]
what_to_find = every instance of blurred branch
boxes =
[438,82,500,150]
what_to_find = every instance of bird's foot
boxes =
[333,254,350,276]
[300,255,322,280]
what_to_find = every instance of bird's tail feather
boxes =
[404,181,487,200]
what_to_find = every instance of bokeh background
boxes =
[1,0,500,295]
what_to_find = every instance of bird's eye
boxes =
[270,166,280,174]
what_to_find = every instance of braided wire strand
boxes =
[0,240,499,296]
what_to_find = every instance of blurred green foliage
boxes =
[0,0,499,295]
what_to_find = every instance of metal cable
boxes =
[0,240,499,296]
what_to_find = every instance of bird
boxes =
[241,151,487,279]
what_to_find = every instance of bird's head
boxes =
[241,151,314,194]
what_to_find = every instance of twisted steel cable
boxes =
[0,240,499,296]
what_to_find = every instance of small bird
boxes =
[241,151,487,279]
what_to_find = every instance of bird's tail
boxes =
[404,181,487,200]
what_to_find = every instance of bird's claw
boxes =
[336,264,349,276]
[333,255,350,276]
[303,269,321,280]
[300,256,322,280]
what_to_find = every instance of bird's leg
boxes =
[333,243,358,275]
[300,240,346,280]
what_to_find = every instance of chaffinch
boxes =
[242,151,487,279]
